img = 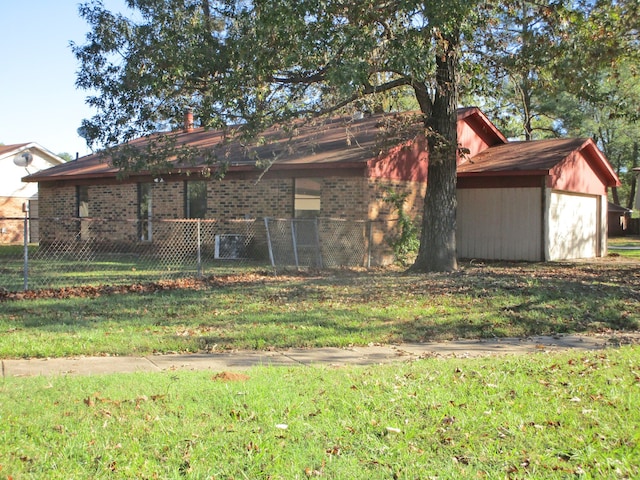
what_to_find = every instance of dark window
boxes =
[294,178,321,218]
[77,185,89,218]
[76,185,90,239]
[185,181,207,219]
[138,183,152,241]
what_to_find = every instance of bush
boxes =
[383,188,419,266]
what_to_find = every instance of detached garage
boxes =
[457,138,619,261]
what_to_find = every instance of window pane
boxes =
[77,186,89,217]
[138,183,152,241]
[294,178,321,218]
[185,181,207,219]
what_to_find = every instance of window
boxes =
[294,178,321,218]
[138,183,153,241]
[185,181,207,219]
[77,185,89,218]
[76,185,90,239]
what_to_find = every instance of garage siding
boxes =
[457,188,542,261]
[547,191,599,260]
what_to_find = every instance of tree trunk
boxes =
[626,141,638,210]
[410,30,459,273]
[611,186,620,206]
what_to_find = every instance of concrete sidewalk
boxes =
[3,333,639,377]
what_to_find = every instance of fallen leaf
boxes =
[326,446,341,455]
[211,372,250,382]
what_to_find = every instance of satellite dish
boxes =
[14,151,34,167]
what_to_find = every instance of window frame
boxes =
[294,178,322,218]
[76,185,89,218]
[184,180,208,219]
[138,182,153,242]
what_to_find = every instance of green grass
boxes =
[608,236,640,247]
[0,246,269,291]
[608,236,640,258]
[1,262,638,358]
[1,347,638,479]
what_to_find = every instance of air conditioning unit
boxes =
[214,234,247,259]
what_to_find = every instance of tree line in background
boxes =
[73,0,639,272]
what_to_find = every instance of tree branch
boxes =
[299,76,415,117]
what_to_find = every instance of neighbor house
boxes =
[24,108,619,263]
[607,202,633,237]
[1,143,65,243]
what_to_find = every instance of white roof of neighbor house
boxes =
[0,143,65,165]
[0,143,66,199]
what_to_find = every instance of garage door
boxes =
[457,188,542,261]
[548,191,599,260]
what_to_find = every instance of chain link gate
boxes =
[264,217,371,271]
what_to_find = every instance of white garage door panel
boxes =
[548,192,597,260]
[457,188,542,261]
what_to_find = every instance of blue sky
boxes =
[0,1,128,157]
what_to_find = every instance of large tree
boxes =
[467,0,569,140]
[467,0,639,141]
[466,0,640,207]
[553,0,640,208]
[74,0,483,272]
[74,0,636,272]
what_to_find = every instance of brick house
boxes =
[24,108,619,263]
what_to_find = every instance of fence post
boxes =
[314,217,323,269]
[22,203,29,291]
[196,219,202,277]
[264,217,276,268]
[291,219,300,269]
[367,220,373,268]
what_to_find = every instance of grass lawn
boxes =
[1,259,638,478]
[1,347,638,479]
[608,236,640,247]
[608,236,640,259]
[1,261,638,359]
[0,243,269,292]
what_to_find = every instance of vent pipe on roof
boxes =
[184,109,195,133]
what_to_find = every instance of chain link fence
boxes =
[1,217,265,292]
[264,217,371,269]
[1,216,395,292]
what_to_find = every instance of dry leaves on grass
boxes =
[0,273,276,302]
[211,371,250,382]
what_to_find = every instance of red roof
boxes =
[458,137,620,189]
[458,138,588,173]
[22,108,618,191]
[24,108,505,183]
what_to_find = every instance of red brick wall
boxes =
[366,178,426,265]
[38,184,76,218]
[0,196,28,244]
[208,178,293,218]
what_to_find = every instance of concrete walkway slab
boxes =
[148,351,298,372]
[280,346,404,366]
[2,333,638,378]
[3,356,159,377]
[395,335,613,358]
